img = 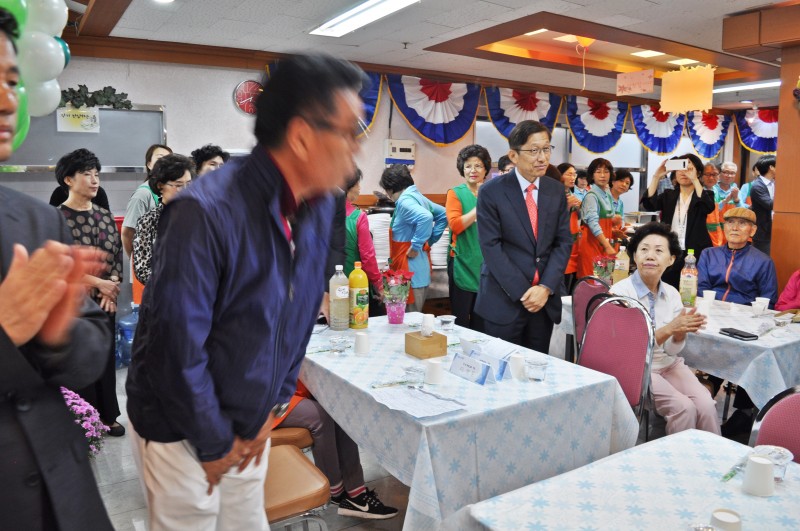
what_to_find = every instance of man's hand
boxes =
[520,285,549,313]
[238,412,275,472]
[201,438,247,495]
[0,242,73,346]
[729,188,739,202]
[38,246,108,348]
[407,248,419,259]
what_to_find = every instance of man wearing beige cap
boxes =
[697,207,777,307]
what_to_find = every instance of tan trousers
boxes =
[130,425,270,531]
[652,358,721,436]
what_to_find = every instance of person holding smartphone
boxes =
[642,154,715,289]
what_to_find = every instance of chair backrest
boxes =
[572,276,611,349]
[749,386,800,463]
[578,295,655,418]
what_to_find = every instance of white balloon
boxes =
[18,32,65,83]
[28,79,62,117]
[28,0,70,37]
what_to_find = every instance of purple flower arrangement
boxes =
[60,387,109,457]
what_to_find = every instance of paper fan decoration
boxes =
[687,112,732,159]
[630,104,685,155]
[484,87,562,138]
[566,96,628,153]
[735,109,778,153]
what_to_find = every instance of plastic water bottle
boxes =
[612,246,630,285]
[349,261,369,329]
[329,265,350,331]
[117,303,139,366]
[679,249,698,307]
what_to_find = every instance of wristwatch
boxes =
[271,402,290,418]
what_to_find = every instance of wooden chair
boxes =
[271,427,313,450]
[265,444,330,530]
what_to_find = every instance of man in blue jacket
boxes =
[698,207,778,307]
[126,55,367,530]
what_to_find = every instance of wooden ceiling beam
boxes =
[78,0,133,37]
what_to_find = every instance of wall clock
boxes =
[233,80,263,115]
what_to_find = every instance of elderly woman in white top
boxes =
[611,222,720,435]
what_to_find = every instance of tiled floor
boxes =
[96,368,740,530]
[94,369,409,530]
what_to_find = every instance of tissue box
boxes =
[405,331,447,359]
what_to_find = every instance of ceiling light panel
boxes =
[668,58,699,65]
[310,0,419,38]
[630,50,664,58]
[553,34,577,42]
[525,28,548,36]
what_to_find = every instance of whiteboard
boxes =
[4,106,166,169]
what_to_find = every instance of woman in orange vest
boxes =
[577,158,618,278]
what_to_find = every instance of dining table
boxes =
[300,313,639,530]
[558,296,800,410]
[463,429,800,530]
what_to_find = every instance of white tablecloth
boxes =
[301,314,639,530]
[467,429,800,530]
[559,297,800,409]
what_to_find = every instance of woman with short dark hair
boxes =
[557,162,582,292]
[55,148,124,437]
[446,144,490,328]
[577,158,617,278]
[611,222,720,436]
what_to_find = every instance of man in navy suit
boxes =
[750,154,775,255]
[474,120,572,353]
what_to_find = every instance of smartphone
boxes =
[719,328,759,341]
[665,159,688,172]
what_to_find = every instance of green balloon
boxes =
[0,0,28,31]
[13,81,29,151]
[55,36,69,67]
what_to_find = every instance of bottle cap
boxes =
[687,249,695,255]
[354,261,362,268]
[335,265,343,271]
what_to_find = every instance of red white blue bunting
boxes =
[386,74,481,146]
[735,109,778,154]
[686,112,731,159]
[484,88,562,138]
[359,72,382,137]
[566,96,628,153]
[630,104,685,155]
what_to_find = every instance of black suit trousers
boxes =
[479,309,554,354]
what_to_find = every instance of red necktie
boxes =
[525,183,540,286]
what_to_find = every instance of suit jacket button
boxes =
[25,472,41,487]
[16,398,31,412]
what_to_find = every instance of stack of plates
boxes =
[430,229,450,268]
[367,213,391,268]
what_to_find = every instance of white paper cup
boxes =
[751,301,768,316]
[755,296,771,307]
[421,313,435,337]
[695,300,711,316]
[703,290,716,301]
[508,353,525,380]
[742,455,775,497]
[710,508,742,531]
[424,359,444,385]
[354,332,369,356]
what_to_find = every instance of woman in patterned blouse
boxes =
[55,148,125,437]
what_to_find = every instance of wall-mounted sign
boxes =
[56,107,100,133]
[616,69,654,96]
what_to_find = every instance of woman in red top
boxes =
[557,162,582,293]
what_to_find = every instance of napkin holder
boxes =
[405,331,447,359]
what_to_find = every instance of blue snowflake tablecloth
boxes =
[467,429,800,530]
[301,313,638,530]
[559,297,800,409]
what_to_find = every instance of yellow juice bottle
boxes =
[349,261,369,329]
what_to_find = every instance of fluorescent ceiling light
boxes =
[310,0,419,38]
[153,0,174,4]
[668,58,699,65]
[739,100,753,104]
[631,50,664,58]
[525,28,548,36]
[553,34,578,43]
[712,80,781,94]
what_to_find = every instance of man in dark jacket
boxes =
[126,55,368,529]
[0,10,113,531]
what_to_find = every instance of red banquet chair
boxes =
[570,276,611,363]
[749,386,800,463]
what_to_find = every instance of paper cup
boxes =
[710,508,742,531]
[703,290,716,301]
[354,332,369,356]
[755,296,771,307]
[424,359,444,385]
[742,455,775,497]
[508,353,525,380]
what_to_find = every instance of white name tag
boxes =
[468,349,510,380]
[449,352,495,385]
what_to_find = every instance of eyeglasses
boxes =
[165,181,191,190]
[303,115,369,142]
[720,170,736,175]
[724,219,753,227]
[464,164,485,171]
[703,172,720,177]
[516,145,553,158]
